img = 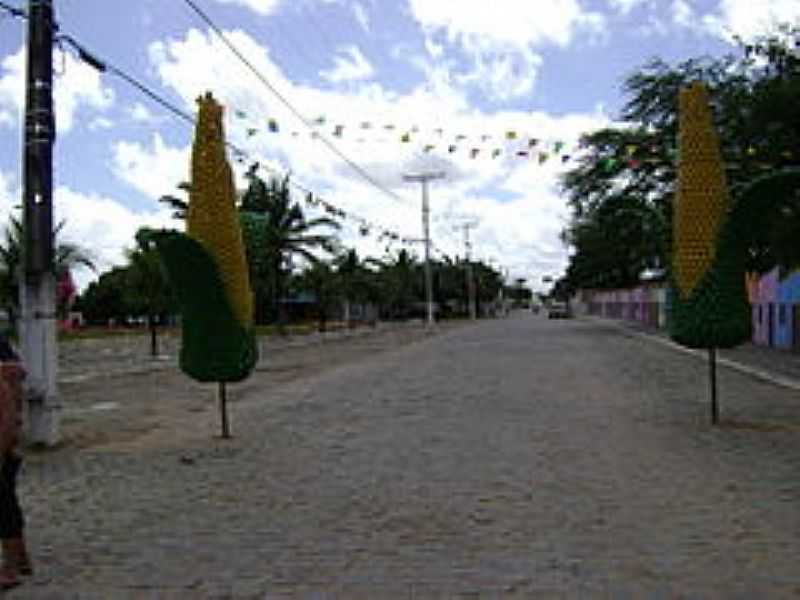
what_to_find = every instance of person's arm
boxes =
[0,379,15,454]
[0,362,24,453]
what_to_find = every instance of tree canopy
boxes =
[559,25,800,292]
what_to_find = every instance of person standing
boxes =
[0,335,32,590]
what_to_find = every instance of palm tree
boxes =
[158,182,190,220]
[124,227,176,356]
[298,260,336,332]
[240,172,340,325]
[334,248,362,326]
[369,249,419,319]
[0,214,95,333]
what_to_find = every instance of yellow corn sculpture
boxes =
[670,82,800,424]
[669,81,750,349]
[152,92,258,436]
[188,93,253,328]
[673,82,729,301]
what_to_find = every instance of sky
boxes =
[0,0,798,293]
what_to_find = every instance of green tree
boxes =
[560,27,800,291]
[297,260,337,331]
[239,171,340,324]
[124,227,177,356]
[334,248,371,326]
[371,248,420,319]
[76,266,131,326]
[0,214,95,333]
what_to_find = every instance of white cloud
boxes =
[320,46,375,83]
[0,171,17,213]
[424,36,444,59]
[670,0,800,41]
[407,0,606,49]
[607,0,652,15]
[406,1,604,101]
[113,134,190,201]
[88,117,113,131]
[214,0,282,15]
[0,46,114,134]
[54,186,179,291]
[672,0,695,29]
[144,27,607,288]
[129,102,158,124]
[0,170,177,292]
[456,38,543,102]
[635,14,670,37]
[353,2,370,32]
[711,0,800,40]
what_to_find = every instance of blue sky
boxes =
[1,0,798,291]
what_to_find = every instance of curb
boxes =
[581,315,800,393]
[56,321,447,385]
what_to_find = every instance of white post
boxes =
[21,0,60,446]
[19,273,60,445]
[403,171,445,327]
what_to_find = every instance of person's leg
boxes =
[0,453,21,588]
[0,453,30,589]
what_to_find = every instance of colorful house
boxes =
[775,269,800,351]
[753,267,779,347]
[580,267,799,351]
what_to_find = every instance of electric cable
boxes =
[0,1,25,19]
[57,32,422,249]
[182,0,416,209]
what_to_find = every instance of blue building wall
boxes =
[776,271,800,350]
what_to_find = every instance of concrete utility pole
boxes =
[20,0,59,446]
[455,220,478,320]
[403,171,444,327]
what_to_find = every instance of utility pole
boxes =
[403,171,444,327]
[20,0,59,446]
[455,220,478,320]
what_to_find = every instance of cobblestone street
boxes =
[10,314,800,598]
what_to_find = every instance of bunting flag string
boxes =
[232,108,796,180]
[230,108,585,164]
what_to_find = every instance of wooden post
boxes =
[709,347,718,425]
[219,381,230,438]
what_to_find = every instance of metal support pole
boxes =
[403,171,444,327]
[20,0,59,446]
[421,180,433,326]
[456,221,478,320]
[709,347,718,425]
[218,382,230,438]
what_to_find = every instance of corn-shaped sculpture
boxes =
[673,82,729,300]
[152,92,257,383]
[188,93,253,328]
[669,82,750,348]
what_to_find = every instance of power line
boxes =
[0,1,25,19]
[55,32,422,250]
[181,0,415,209]
[59,35,195,125]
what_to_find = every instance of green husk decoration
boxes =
[153,92,257,435]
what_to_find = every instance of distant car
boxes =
[547,302,571,319]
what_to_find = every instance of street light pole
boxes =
[455,220,478,320]
[403,171,444,327]
[20,0,59,446]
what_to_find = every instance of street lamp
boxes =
[403,171,445,326]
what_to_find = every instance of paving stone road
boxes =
[9,314,800,598]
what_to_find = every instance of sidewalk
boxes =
[56,320,435,384]
[13,311,800,597]
[581,314,800,391]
